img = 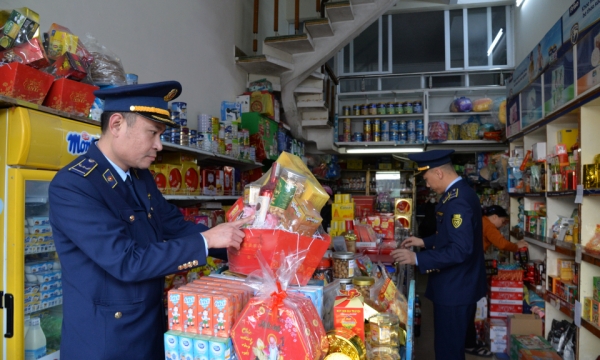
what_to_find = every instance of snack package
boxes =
[0,8,40,50]
[373,263,408,326]
[450,97,473,112]
[47,24,93,64]
[584,224,600,256]
[428,121,449,143]
[473,97,493,112]
[81,32,125,85]
[0,37,49,68]
[44,52,88,81]
[231,251,329,360]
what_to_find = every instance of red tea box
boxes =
[48,52,88,81]
[333,290,365,343]
[225,197,245,223]
[202,169,218,195]
[167,289,184,331]
[0,62,54,104]
[223,166,235,195]
[42,78,98,116]
[0,38,49,69]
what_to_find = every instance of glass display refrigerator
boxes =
[1,107,100,360]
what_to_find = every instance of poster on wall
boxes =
[507,56,531,98]
[544,48,575,115]
[577,19,600,94]
[562,0,600,46]
[537,20,563,72]
[521,78,543,129]
[506,95,521,138]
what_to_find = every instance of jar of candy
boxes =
[339,278,354,291]
[312,257,334,284]
[352,276,375,299]
[333,252,357,279]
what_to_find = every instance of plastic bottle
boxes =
[25,317,46,360]
[24,315,30,338]
[414,295,421,337]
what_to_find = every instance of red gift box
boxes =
[228,229,330,286]
[0,38,49,69]
[42,78,98,116]
[48,52,88,81]
[0,62,54,104]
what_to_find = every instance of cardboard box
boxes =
[333,290,365,343]
[164,331,180,360]
[150,164,168,194]
[490,304,523,318]
[181,164,200,195]
[43,78,99,116]
[508,314,543,354]
[332,203,355,220]
[0,38,49,69]
[394,198,413,216]
[490,291,524,302]
[236,95,250,113]
[510,335,554,360]
[0,62,54,104]
[202,169,218,196]
[583,297,592,321]
[519,349,561,360]
[48,52,88,81]
[240,112,279,161]
[557,129,578,151]
[593,299,599,326]
[593,276,600,302]
[532,142,547,162]
[557,259,573,281]
[490,280,524,293]
[489,318,508,353]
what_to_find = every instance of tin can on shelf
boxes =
[342,106,351,116]
[353,132,363,142]
[413,101,423,114]
[368,103,377,115]
[398,130,407,141]
[386,103,395,115]
[407,130,416,144]
[364,132,372,142]
[373,132,381,142]
[343,118,352,133]
[381,120,390,132]
[377,103,386,115]
[382,132,390,142]
[415,119,424,131]
[360,104,368,115]
[398,120,407,131]
[390,120,399,132]
[343,133,352,142]
[416,130,424,143]
[353,104,361,116]
[390,131,399,142]
[407,120,416,131]
[404,102,413,114]
[364,119,371,133]
[373,119,381,132]
[395,102,403,114]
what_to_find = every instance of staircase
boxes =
[236,0,396,153]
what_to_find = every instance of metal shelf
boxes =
[339,114,424,119]
[523,234,555,250]
[429,112,493,116]
[160,142,263,170]
[508,192,546,198]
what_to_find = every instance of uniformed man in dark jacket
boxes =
[49,81,252,359]
[391,149,487,360]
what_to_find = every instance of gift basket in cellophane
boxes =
[231,251,329,360]
[226,151,331,286]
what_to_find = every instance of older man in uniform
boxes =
[392,149,486,360]
[49,81,252,359]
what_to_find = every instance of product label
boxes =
[348,259,357,278]
[66,131,96,155]
[25,346,46,360]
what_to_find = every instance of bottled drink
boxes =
[414,295,422,337]
[25,317,46,360]
[24,315,30,338]
[254,162,280,226]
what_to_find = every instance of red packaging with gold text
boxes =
[42,78,98,116]
[226,197,245,222]
[0,38,50,69]
[151,164,169,193]
[224,166,235,195]
[181,163,200,195]
[231,252,329,360]
[333,289,365,343]
[0,62,54,104]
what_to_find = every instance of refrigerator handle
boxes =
[2,292,14,338]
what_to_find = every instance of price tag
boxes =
[575,185,583,204]
[575,300,582,327]
[576,244,582,264]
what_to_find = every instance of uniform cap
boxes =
[408,149,455,171]
[94,81,182,128]
[483,205,508,218]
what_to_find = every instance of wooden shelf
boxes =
[509,229,524,240]
[582,251,600,267]
[554,240,577,257]
[523,233,555,250]
[161,142,263,170]
[545,291,574,318]
[582,318,600,340]
[508,192,546,198]
[584,189,600,196]
[546,190,577,197]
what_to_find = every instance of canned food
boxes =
[415,119,424,131]
[374,131,381,142]
[407,120,416,131]
[414,101,423,114]
[190,129,197,136]
[404,102,413,114]
[395,102,403,114]
[391,131,399,142]
[171,102,187,119]
[377,103,386,115]
[381,120,390,132]
[343,133,351,142]
[399,130,407,141]
[342,106,351,116]
[360,104,368,116]
[353,132,363,142]
[373,119,381,132]
[398,120,407,131]
[382,132,390,142]
[353,104,361,116]
[390,120,399,132]
[343,118,352,132]
[364,132,372,142]
[364,119,371,133]
[407,130,416,144]
[384,103,393,115]
[368,103,377,115]
[416,130,424,143]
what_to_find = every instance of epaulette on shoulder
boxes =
[442,188,459,204]
[68,158,98,177]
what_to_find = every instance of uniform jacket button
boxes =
[187,261,192,267]
[115,312,122,319]
[432,246,436,249]
[129,215,135,222]
[147,213,152,219]
[178,265,183,270]
[192,260,198,266]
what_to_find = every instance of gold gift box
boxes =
[583,164,598,189]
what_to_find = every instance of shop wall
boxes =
[4,0,248,128]
[514,0,572,62]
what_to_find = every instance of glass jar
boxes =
[352,276,374,299]
[332,252,357,279]
[369,313,402,347]
[312,257,333,284]
[339,278,354,291]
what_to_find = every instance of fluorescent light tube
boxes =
[346,147,423,154]
[487,28,504,57]
[516,0,527,6]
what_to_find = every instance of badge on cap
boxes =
[164,89,178,102]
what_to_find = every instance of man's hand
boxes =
[391,249,417,265]
[517,239,528,248]
[202,216,254,250]
[401,236,425,248]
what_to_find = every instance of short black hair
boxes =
[100,112,137,133]
[483,205,509,218]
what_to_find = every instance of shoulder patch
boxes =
[442,188,459,204]
[68,158,97,177]
[102,169,119,188]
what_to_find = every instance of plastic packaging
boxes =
[25,317,46,360]
[473,98,493,112]
[450,97,473,112]
[81,33,126,85]
[428,121,449,143]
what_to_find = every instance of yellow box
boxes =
[394,198,413,216]
[332,203,354,220]
[557,129,578,151]
[378,163,392,170]
[275,152,329,211]
[347,159,363,170]
[334,194,343,204]
[342,194,351,203]
[557,259,573,282]
[583,297,592,321]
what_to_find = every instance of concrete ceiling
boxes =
[389,0,515,13]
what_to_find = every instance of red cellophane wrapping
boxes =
[231,252,329,360]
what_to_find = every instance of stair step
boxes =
[302,119,332,128]
[351,0,375,4]
[247,81,281,92]
[297,93,324,102]
[294,86,323,94]
[264,34,315,55]
[308,71,325,80]
[304,18,334,38]
[301,111,329,121]
[235,55,293,76]
[325,1,354,22]
[297,101,328,111]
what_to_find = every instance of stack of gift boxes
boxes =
[488,277,524,353]
[547,259,577,309]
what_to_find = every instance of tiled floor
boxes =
[413,272,502,360]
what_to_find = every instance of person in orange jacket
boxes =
[465,205,528,357]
